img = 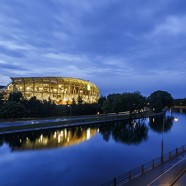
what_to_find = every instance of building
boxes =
[5,77,100,104]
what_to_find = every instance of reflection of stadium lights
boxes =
[174,118,179,122]
[86,128,90,140]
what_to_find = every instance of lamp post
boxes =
[161,115,165,163]
[67,104,72,116]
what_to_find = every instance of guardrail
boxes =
[0,111,164,135]
[102,145,186,186]
[0,111,153,134]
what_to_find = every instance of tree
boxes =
[0,101,26,118]
[148,90,173,112]
[0,92,4,109]
[26,96,43,117]
[102,99,112,114]
[8,91,25,102]
[97,96,106,113]
[77,96,83,105]
[122,92,146,114]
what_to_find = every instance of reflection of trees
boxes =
[149,116,173,133]
[171,108,186,114]
[99,119,149,145]
[0,136,3,147]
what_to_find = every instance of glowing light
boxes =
[174,118,179,122]
[65,129,67,139]
[87,84,91,91]
[43,138,48,144]
[60,130,63,137]
[58,134,61,143]
[53,132,57,139]
[133,121,136,128]
[40,134,43,142]
[86,128,90,140]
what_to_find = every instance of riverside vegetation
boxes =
[0,90,180,119]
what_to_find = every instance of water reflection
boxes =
[99,119,149,145]
[149,116,174,133]
[0,127,97,151]
[0,114,176,151]
[0,120,149,151]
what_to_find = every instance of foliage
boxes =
[97,96,106,113]
[148,90,173,112]
[101,99,112,114]
[0,92,4,109]
[174,98,186,106]
[0,101,26,118]
[101,92,146,114]
[0,91,99,118]
[8,91,25,102]
[0,89,175,119]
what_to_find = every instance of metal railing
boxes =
[0,111,159,134]
[102,145,186,186]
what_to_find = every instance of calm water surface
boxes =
[0,109,185,186]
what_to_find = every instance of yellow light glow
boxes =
[87,84,91,91]
[53,132,57,139]
[40,134,43,142]
[86,128,90,140]
[58,134,61,143]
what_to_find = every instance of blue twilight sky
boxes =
[0,0,186,98]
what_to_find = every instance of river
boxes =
[0,109,185,186]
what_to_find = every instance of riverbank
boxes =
[0,111,165,135]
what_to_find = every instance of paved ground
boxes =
[123,153,186,186]
[173,171,186,186]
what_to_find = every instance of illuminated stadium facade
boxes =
[6,77,100,104]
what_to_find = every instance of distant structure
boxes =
[0,85,5,93]
[0,85,5,90]
[5,77,100,104]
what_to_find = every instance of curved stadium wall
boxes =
[6,77,100,104]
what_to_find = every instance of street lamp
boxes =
[161,116,165,163]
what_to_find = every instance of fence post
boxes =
[128,171,131,181]
[114,177,116,186]
[152,160,154,168]
[176,148,178,155]
[142,164,144,174]
[169,151,171,159]
[182,145,184,153]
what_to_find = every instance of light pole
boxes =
[161,115,165,163]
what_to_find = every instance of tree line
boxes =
[0,90,174,119]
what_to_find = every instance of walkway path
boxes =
[123,153,186,186]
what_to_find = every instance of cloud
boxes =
[153,16,186,35]
[0,0,186,97]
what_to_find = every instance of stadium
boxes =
[5,77,100,104]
